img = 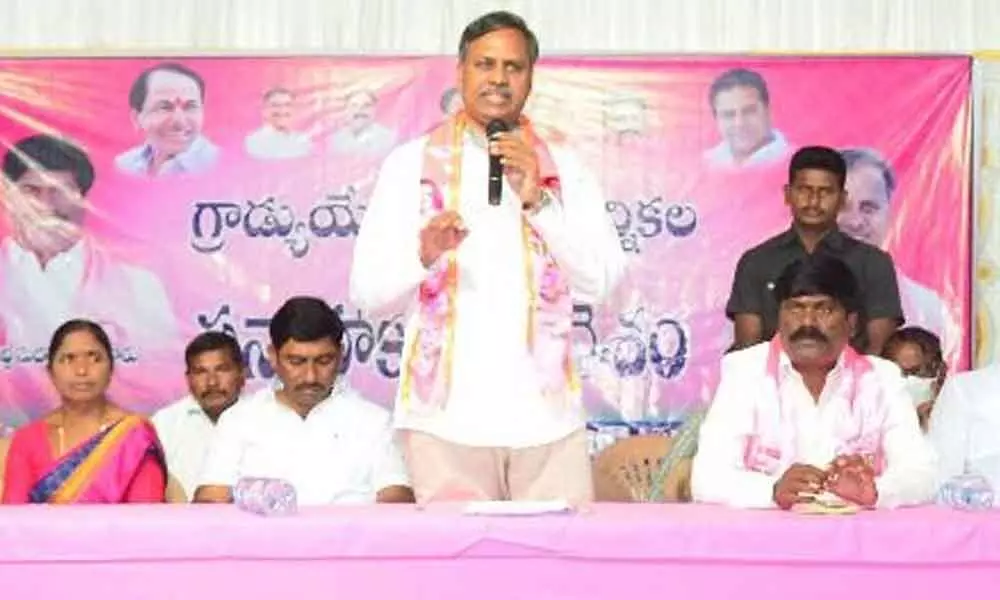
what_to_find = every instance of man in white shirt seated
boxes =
[152,331,246,500]
[926,365,1000,491]
[193,296,413,505]
[349,11,625,505]
[692,254,935,510]
[880,326,947,432]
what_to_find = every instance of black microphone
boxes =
[486,119,509,206]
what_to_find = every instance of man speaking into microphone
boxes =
[350,10,625,504]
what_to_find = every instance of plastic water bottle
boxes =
[937,474,995,510]
[233,477,298,516]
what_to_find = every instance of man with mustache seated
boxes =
[726,146,903,355]
[692,254,935,509]
[152,332,247,501]
[193,297,414,505]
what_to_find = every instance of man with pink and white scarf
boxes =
[350,11,625,505]
[693,254,934,510]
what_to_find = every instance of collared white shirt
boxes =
[927,365,1000,490]
[691,341,936,509]
[244,125,313,160]
[350,128,626,448]
[703,129,790,168]
[198,383,409,505]
[114,135,220,177]
[152,394,231,500]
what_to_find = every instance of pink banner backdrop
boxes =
[0,56,971,434]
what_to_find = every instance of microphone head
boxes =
[486,119,509,137]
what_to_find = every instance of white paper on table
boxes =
[462,500,574,516]
[799,491,854,508]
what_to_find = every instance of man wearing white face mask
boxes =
[881,327,946,431]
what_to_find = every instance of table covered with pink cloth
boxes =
[0,503,997,599]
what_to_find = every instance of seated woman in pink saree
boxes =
[2,319,166,504]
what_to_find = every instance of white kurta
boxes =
[692,342,936,509]
[927,365,1000,491]
[350,129,626,448]
[198,384,409,505]
[152,394,235,499]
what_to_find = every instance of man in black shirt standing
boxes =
[726,146,903,354]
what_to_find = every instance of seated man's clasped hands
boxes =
[772,455,877,510]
